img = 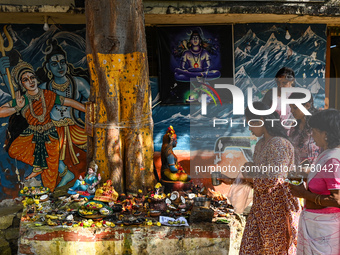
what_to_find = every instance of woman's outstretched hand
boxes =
[217,177,234,185]
[288,182,307,198]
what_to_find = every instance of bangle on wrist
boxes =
[318,195,322,206]
[315,194,322,206]
[315,194,321,205]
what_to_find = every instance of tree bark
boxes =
[85,0,156,193]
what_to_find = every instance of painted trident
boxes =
[0,25,15,99]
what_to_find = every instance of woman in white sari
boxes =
[289,109,340,255]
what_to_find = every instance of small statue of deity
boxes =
[94,179,119,202]
[161,126,190,182]
[68,161,101,196]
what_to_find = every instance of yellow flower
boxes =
[138,189,142,193]
[155,183,162,189]
[31,187,35,190]
[157,222,161,227]
[20,190,24,194]
[24,187,28,191]
[147,221,153,226]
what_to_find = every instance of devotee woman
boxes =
[288,92,320,165]
[239,102,300,254]
[289,109,340,255]
[0,60,85,192]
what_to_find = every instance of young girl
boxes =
[288,92,320,165]
[262,67,295,124]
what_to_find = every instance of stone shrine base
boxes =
[18,220,243,255]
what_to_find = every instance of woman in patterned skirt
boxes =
[239,101,301,255]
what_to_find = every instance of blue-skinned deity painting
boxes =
[158,25,234,104]
[0,24,88,200]
[174,30,221,82]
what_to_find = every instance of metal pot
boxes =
[193,197,211,208]
[87,186,96,194]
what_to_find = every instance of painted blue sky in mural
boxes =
[151,77,190,152]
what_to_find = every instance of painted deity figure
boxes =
[37,39,90,187]
[0,59,86,192]
[174,30,221,82]
[69,161,101,193]
[161,126,190,182]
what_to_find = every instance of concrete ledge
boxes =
[1,0,340,25]
[0,204,23,255]
[19,222,232,255]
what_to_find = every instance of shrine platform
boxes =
[18,220,243,255]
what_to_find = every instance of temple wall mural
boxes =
[0,23,327,201]
[0,24,88,200]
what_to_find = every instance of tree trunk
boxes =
[85,0,156,193]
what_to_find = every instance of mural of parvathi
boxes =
[0,24,88,200]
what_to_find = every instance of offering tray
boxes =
[78,201,113,219]
[19,186,50,197]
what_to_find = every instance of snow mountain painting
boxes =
[234,23,327,108]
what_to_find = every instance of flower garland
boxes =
[166,125,176,138]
